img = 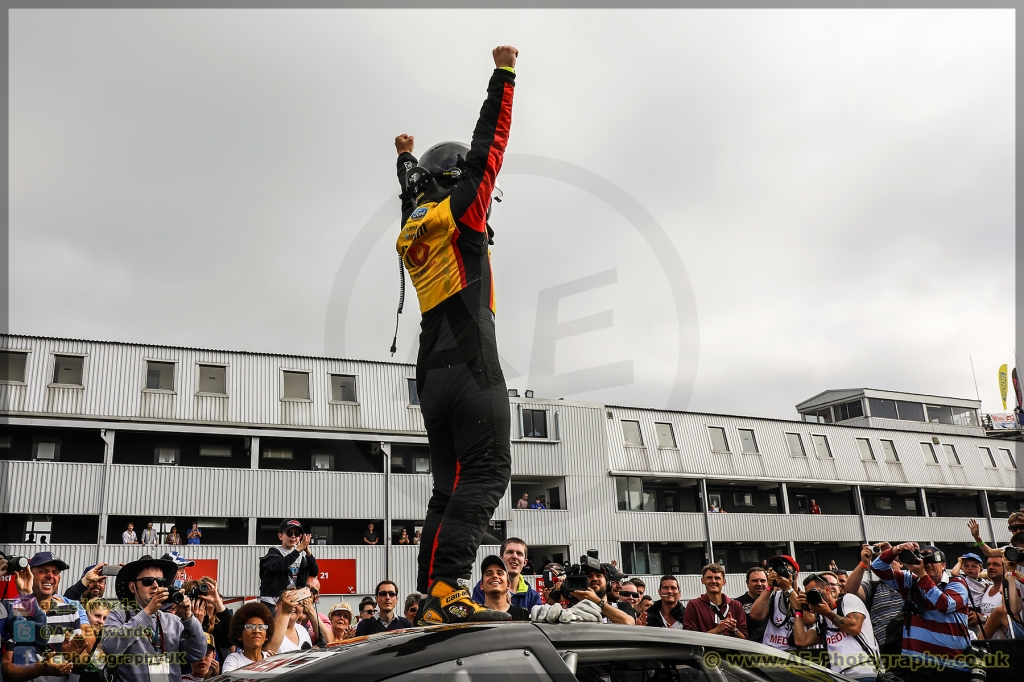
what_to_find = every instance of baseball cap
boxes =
[279,519,304,533]
[80,564,97,579]
[768,555,799,572]
[160,552,195,568]
[29,552,69,571]
[329,602,353,617]
[480,555,507,573]
[961,553,984,565]
[204,633,215,650]
[602,563,628,581]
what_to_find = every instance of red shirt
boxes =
[682,594,748,637]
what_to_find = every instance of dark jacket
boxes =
[258,547,318,599]
[354,614,413,637]
[645,599,686,628]
[63,577,90,602]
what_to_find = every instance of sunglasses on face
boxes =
[619,591,638,598]
[377,591,397,598]
[243,624,269,632]
[361,609,375,615]
[135,577,168,587]
[1009,524,1024,532]
[284,530,301,537]
[408,606,418,613]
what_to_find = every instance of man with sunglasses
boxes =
[791,571,879,682]
[258,520,317,613]
[968,512,1024,558]
[101,554,206,682]
[357,598,376,621]
[354,581,412,637]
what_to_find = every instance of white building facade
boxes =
[1,334,1021,601]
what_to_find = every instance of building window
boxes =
[282,371,310,400]
[738,429,759,454]
[979,446,998,468]
[414,456,430,473]
[331,374,357,402]
[198,365,226,395]
[154,444,179,466]
[925,405,953,425]
[262,447,293,460]
[834,400,865,421]
[811,434,832,459]
[311,452,334,471]
[951,407,979,427]
[0,350,28,383]
[407,378,419,406]
[309,524,333,545]
[856,438,875,461]
[615,476,644,511]
[51,355,84,386]
[32,439,60,461]
[994,501,1010,514]
[622,420,643,446]
[655,423,676,449]
[24,517,52,543]
[769,493,778,507]
[876,497,892,510]
[894,401,925,422]
[785,433,806,457]
[802,408,833,424]
[920,442,939,464]
[199,444,231,458]
[905,498,917,511]
[880,440,899,462]
[708,427,729,453]
[733,492,754,506]
[146,361,174,391]
[523,409,548,438]
[999,448,1016,469]
[867,398,898,420]
[942,444,961,466]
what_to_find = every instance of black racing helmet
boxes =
[418,141,469,174]
[404,141,503,218]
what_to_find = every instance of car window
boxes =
[572,649,841,682]
[715,652,838,682]
[381,649,552,681]
[575,657,708,682]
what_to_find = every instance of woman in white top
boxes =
[222,602,277,672]
[273,589,313,653]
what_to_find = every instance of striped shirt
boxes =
[868,581,904,647]
[3,594,86,682]
[871,553,970,669]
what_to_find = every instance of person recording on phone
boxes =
[258,520,318,614]
[393,45,517,625]
[63,564,117,604]
[870,542,971,680]
[791,571,880,682]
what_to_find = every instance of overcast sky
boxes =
[9,8,1015,419]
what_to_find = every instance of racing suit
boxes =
[395,67,515,593]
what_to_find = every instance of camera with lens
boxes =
[167,581,209,605]
[898,548,945,565]
[767,557,793,586]
[1004,546,1022,563]
[549,550,602,605]
[805,588,826,607]
[0,552,29,572]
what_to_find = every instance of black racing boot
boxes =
[416,577,512,625]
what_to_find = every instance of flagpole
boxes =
[969,355,981,402]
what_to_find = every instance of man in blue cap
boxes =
[951,552,989,637]
[1,552,87,682]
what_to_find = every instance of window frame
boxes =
[621,420,644,447]
[920,442,940,465]
[979,446,998,468]
[999,447,1017,470]
[942,443,961,466]
[654,422,677,449]
[733,492,754,507]
[407,378,420,407]
[875,497,892,510]
[154,443,180,466]
[738,428,759,455]
[50,353,85,388]
[523,408,550,439]
[143,359,176,393]
[785,432,807,458]
[708,426,730,453]
[329,373,359,404]
[0,349,29,384]
[856,438,875,461]
[811,434,833,459]
[311,452,334,471]
[196,363,228,396]
[880,439,900,462]
[281,369,312,402]
[199,444,232,458]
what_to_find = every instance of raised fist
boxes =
[395,134,414,155]
[492,46,518,69]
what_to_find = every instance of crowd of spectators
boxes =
[2,513,1022,682]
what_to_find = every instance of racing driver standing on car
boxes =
[392,45,517,625]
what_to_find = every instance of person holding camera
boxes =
[749,555,801,652]
[258,520,317,612]
[63,564,116,604]
[870,542,971,680]
[101,555,206,682]
[532,560,634,625]
[791,571,880,682]
[683,564,747,638]
[844,544,905,651]
[973,553,1023,639]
